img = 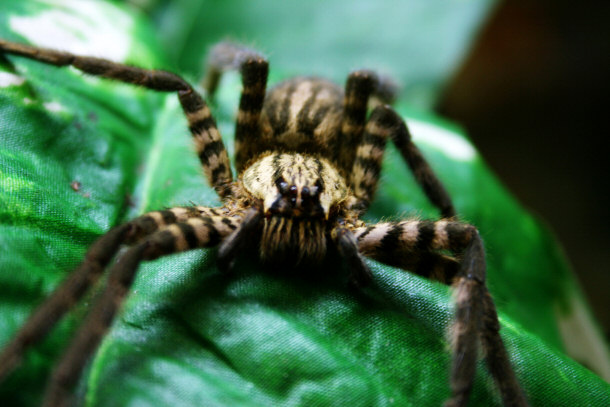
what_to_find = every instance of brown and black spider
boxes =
[0,39,529,407]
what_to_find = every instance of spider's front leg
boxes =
[43,213,241,407]
[341,70,455,218]
[202,42,269,172]
[0,39,233,197]
[354,220,529,407]
[339,70,394,174]
[0,206,222,383]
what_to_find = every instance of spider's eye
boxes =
[314,179,324,193]
[289,185,298,195]
[301,186,311,199]
[276,177,288,193]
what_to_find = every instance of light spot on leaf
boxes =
[408,118,476,161]
[9,0,133,62]
[43,101,66,113]
[555,291,610,381]
[0,72,25,87]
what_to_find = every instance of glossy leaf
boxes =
[145,0,497,111]
[1,1,609,407]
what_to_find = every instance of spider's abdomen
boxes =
[257,78,344,163]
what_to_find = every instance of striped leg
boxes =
[42,214,240,407]
[341,71,453,217]
[0,39,232,198]
[384,108,456,218]
[178,89,233,197]
[0,206,223,384]
[339,70,397,174]
[347,101,455,217]
[348,105,391,211]
[339,70,378,174]
[353,220,528,407]
[202,42,269,172]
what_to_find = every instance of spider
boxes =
[0,39,529,407]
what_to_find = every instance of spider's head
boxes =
[242,152,347,219]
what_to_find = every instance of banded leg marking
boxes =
[0,39,233,198]
[354,219,463,283]
[340,69,453,217]
[178,89,233,197]
[339,70,378,173]
[339,70,398,175]
[235,56,268,171]
[0,206,226,384]
[42,214,241,407]
[354,219,527,407]
[349,105,392,209]
[202,42,269,171]
[0,39,189,91]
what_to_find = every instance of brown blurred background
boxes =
[438,0,610,337]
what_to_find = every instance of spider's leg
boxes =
[353,220,460,283]
[338,67,454,216]
[480,290,529,407]
[339,70,378,173]
[217,207,263,272]
[178,89,233,197]
[0,39,233,198]
[384,107,456,218]
[346,99,455,217]
[0,206,218,383]
[347,105,392,211]
[339,70,397,174]
[353,220,528,407]
[42,214,241,407]
[332,223,455,286]
[330,226,373,286]
[202,42,269,172]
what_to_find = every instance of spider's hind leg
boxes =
[42,213,241,407]
[0,207,214,384]
[354,220,529,407]
[202,42,269,172]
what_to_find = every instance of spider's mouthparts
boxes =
[260,215,327,263]
[267,195,325,219]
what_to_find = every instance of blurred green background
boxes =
[437,0,610,339]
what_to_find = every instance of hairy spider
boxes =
[0,39,529,407]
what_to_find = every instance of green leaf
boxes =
[144,0,498,110]
[1,1,609,407]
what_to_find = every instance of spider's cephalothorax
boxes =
[0,39,529,407]
[242,152,348,263]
